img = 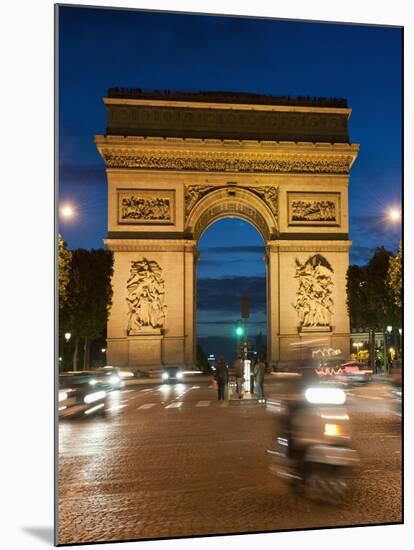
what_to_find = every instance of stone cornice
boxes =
[266,240,352,253]
[96,137,358,174]
[104,238,197,252]
[104,97,352,116]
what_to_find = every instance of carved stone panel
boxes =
[294,255,334,329]
[126,259,167,333]
[118,189,175,225]
[249,186,279,219]
[185,185,213,216]
[288,192,340,226]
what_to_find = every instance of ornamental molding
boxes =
[100,148,355,174]
[184,184,278,219]
[104,239,197,253]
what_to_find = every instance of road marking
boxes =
[107,404,127,411]
[359,395,383,400]
[138,403,156,410]
[165,402,183,408]
[140,388,153,392]
[192,386,201,389]
[196,400,211,407]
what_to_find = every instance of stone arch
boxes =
[185,186,277,242]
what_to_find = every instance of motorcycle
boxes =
[267,385,359,505]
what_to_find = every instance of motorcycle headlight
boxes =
[305,387,346,405]
[324,423,347,437]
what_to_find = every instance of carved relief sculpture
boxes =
[250,186,279,218]
[185,185,212,215]
[126,259,167,332]
[294,255,334,328]
[288,193,340,225]
[292,200,336,222]
[103,150,354,174]
[118,190,175,224]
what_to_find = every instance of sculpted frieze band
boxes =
[103,150,354,174]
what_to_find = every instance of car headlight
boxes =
[176,372,183,380]
[162,372,168,380]
[88,378,98,386]
[59,391,68,402]
[109,375,120,385]
[84,390,106,404]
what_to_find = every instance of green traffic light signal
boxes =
[235,326,244,337]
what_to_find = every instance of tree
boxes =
[347,247,400,330]
[58,234,72,310]
[196,342,210,373]
[62,249,114,370]
[347,246,402,369]
[387,240,402,308]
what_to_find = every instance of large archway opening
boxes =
[196,218,267,369]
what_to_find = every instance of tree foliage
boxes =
[387,241,402,308]
[60,248,114,369]
[347,246,401,330]
[58,234,72,310]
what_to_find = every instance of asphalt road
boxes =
[58,377,402,545]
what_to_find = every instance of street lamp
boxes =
[387,325,393,334]
[60,204,75,219]
[388,208,401,222]
[101,348,106,353]
[64,332,71,342]
[352,341,363,359]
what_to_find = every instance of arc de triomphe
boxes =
[95,90,359,369]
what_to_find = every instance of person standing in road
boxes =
[254,355,266,403]
[233,354,244,399]
[215,356,228,400]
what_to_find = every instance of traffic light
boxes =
[235,320,244,337]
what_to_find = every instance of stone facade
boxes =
[96,91,359,369]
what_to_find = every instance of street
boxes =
[58,377,402,545]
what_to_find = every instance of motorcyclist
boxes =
[280,365,321,460]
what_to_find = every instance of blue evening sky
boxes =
[58,5,402,339]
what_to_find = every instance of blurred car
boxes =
[162,366,184,383]
[339,361,373,384]
[316,360,372,385]
[58,372,108,419]
[97,366,126,389]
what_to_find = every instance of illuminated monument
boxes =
[95,89,359,369]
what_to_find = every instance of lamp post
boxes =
[398,328,402,358]
[352,341,363,360]
[384,326,392,374]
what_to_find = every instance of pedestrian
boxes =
[214,356,228,400]
[254,355,266,403]
[233,354,244,399]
